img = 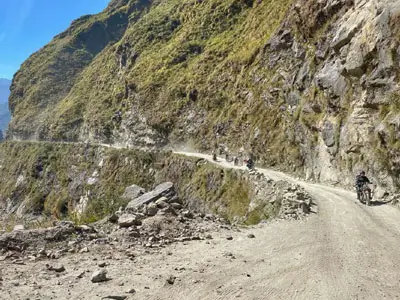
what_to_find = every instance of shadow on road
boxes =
[369,199,393,207]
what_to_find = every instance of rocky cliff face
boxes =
[7,0,400,191]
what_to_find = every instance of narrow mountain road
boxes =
[163,151,400,300]
[3,141,400,299]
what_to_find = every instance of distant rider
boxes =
[246,158,254,170]
[355,171,371,200]
[212,150,217,161]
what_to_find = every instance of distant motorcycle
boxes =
[245,159,255,171]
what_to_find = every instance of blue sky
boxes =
[0,0,110,79]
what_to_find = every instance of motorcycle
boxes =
[357,182,372,206]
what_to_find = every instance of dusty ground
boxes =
[1,152,400,300]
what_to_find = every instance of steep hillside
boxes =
[0,141,277,225]
[0,78,11,134]
[8,0,400,191]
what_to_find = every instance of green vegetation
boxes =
[0,141,262,224]
[0,141,158,219]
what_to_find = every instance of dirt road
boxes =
[166,152,400,299]
[2,150,400,299]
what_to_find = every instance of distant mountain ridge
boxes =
[0,78,11,133]
[0,78,11,104]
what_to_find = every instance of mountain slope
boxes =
[7,0,400,191]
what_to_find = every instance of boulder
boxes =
[0,225,75,252]
[321,120,336,148]
[155,197,169,209]
[122,184,145,201]
[118,214,141,228]
[146,203,158,216]
[125,182,176,212]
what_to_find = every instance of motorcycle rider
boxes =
[355,171,371,200]
[246,158,254,170]
[212,150,217,161]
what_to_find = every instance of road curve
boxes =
[166,151,400,299]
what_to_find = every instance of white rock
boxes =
[13,224,25,231]
[91,269,108,283]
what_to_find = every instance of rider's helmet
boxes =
[360,171,365,176]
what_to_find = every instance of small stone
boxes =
[226,236,233,240]
[108,214,119,223]
[166,275,176,285]
[101,296,127,300]
[127,288,136,294]
[223,252,236,259]
[98,262,107,268]
[79,247,89,253]
[182,210,193,219]
[247,234,255,239]
[170,203,182,210]
[91,269,108,283]
[13,225,25,231]
[10,280,20,286]
[146,203,158,216]
[46,264,66,273]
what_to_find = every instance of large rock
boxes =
[321,120,336,148]
[125,182,176,212]
[0,223,76,252]
[118,214,142,228]
[121,184,145,201]
[315,60,347,97]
